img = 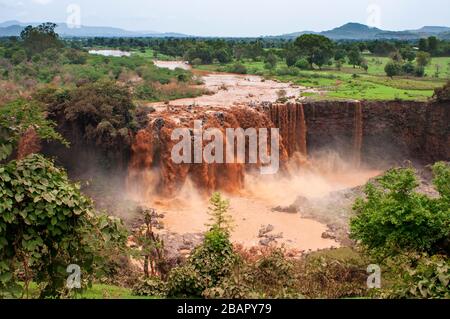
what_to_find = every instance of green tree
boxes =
[294,34,334,69]
[20,23,62,56]
[285,50,298,67]
[416,51,431,68]
[167,193,237,297]
[348,47,362,68]
[0,154,127,298]
[418,38,428,52]
[0,99,67,161]
[264,53,278,70]
[389,50,404,63]
[384,61,402,78]
[427,36,438,54]
[11,49,27,65]
[400,47,416,62]
[207,192,233,233]
[334,49,347,63]
[215,49,232,64]
[350,164,450,259]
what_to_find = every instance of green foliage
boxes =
[384,61,402,77]
[348,47,362,67]
[132,276,168,297]
[383,254,449,299]
[264,53,278,70]
[0,154,127,298]
[207,192,232,233]
[295,58,310,70]
[416,51,432,68]
[248,249,296,298]
[0,99,67,161]
[226,62,247,74]
[433,80,450,102]
[203,248,298,299]
[166,193,238,297]
[43,81,136,150]
[295,254,368,299]
[20,23,62,56]
[167,264,208,297]
[350,164,450,259]
[294,34,334,69]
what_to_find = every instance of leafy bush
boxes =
[414,66,425,77]
[0,154,127,298]
[42,81,136,153]
[295,58,310,70]
[433,80,450,102]
[167,264,208,298]
[0,99,67,161]
[227,63,247,74]
[351,163,450,259]
[295,254,368,299]
[132,276,168,297]
[276,67,300,76]
[384,61,402,77]
[383,254,449,299]
[166,193,238,297]
[202,247,299,299]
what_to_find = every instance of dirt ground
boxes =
[150,61,318,108]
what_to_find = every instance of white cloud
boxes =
[32,0,53,5]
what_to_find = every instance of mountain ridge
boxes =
[0,21,449,39]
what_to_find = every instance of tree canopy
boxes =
[294,34,334,69]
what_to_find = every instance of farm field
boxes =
[194,56,449,101]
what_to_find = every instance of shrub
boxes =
[350,163,450,259]
[227,63,247,74]
[167,264,208,298]
[166,193,238,297]
[384,61,402,77]
[414,66,425,77]
[248,248,297,298]
[383,254,450,299]
[42,81,136,155]
[295,58,310,70]
[0,154,127,298]
[132,276,168,297]
[0,99,67,161]
[402,62,415,75]
[276,67,299,76]
[295,254,368,299]
[433,80,450,102]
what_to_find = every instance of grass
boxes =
[131,48,174,61]
[193,55,448,101]
[9,283,158,299]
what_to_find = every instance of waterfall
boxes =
[353,102,363,167]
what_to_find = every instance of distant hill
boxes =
[1,20,449,40]
[275,22,450,40]
[0,21,190,38]
[321,23,382,40]
[0,25,24,37]
[411,26,450,34]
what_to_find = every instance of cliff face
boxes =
[269,101,449,167]
[127,106,289,197]
[44,100,448,195]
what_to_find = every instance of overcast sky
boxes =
[1,0,449,36]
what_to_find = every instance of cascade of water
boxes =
[353,102,363,168]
